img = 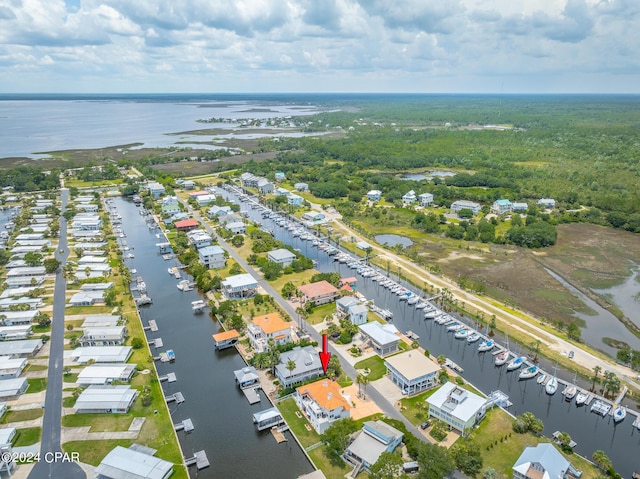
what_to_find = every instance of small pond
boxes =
[401,170,456,181]
[375,234,413,249]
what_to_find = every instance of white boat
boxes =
[507,356,525,371]
[177,280,193,292]
[519,365,539,379]
[564,373,578,401]
[415,302,427,310]
[494,350,509,366]
[447,323,463,332]
[466,333,481,343]
[545,376,558,395]
[478,340,494,352]
[454,329,469,339]
[191,300,207,313]
[536,373,547,385]
[424,310,438,319]
[168,267,174,275]
[613,405,626,423]
[575,390,588,406]
[407,296,420,305]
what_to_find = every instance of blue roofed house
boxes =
[275,172,286,182]
[513,443,582,479]
[287,194,304,206]
[491,199,513,215]
[275,346,324,388]
[344,420,403,474]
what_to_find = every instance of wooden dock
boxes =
[271,426,288,443]
[243,387,261,404]
[147,320,158,332]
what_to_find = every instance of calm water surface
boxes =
[374,234,413,249]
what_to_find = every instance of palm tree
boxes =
[591,365,601,392]
[592,450,612,471]
[356,373,369,399]
[557,432,572,448]
[285,359,297,380]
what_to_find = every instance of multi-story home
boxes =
[297,281,340,306]
[79,326,128,347]
[450,200,482,216]
[427,382,487,436]
[491,199,513,215]
[402,190,417,205]
[275,346,324,388]
[198,245,226,270]
[295,379,351,434]
[367,190,382,201]
[418,192,434,207]
[247,312,292,353]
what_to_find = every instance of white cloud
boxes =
[0,0,638,92]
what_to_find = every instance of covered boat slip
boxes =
[212,329,240,350]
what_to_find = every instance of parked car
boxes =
[420,421,431,430]
[568,351,575,359]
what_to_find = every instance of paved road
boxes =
[184,202,428,441]
[29,188,86,479]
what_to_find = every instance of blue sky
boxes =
[0,0,638,93]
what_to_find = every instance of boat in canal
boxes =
[192,300,207,313]
[575,390,589,406]
[447,323,463,332]
[454,328,469,339]
[478,339,494,352]
[507,356,525,371]
[467,332,481,344]
[545,375,558,395]
[494,350,509,366]
[613,405,626,423]
[166,349,175,362]
[519,365,539,380]
[537,373,547,384]
[564,373,578,401]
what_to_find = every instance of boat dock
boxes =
[159,372,177,383]
[271,425,288,443]
[146,320,158,332]
[444,358,464,373]
[632,415,640,429]
[614,386,628,406]
[591,400,611,416]
[149,338,163,348]
[185,450,209,470]
[174,418,194,433]
[243,387,261,404]
[165,392,185,404]
[552,431,577,448]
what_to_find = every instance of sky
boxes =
[0,0,639,94]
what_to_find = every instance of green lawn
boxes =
[353,356,387,381]
[62,397,76,408]
[277,397,321,448]
[308,448,355,479]
[307,303,337,325]
[14,427,41,447]
[61,413,134,432]
[63,373,79,383]
[25,364,48,372]
[1,408,43,424]
[27,378,47,393]
[65,305,114,315]
[398,388,440,425]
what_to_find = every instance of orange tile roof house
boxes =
[248,312,292,352]
[295,380,351,434]
[174,219,199,231]
[297,280,340,306]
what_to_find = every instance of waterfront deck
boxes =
[185,450,209,470]
[243,387,261,404]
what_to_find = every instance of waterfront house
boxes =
[78,255,108,265]
[253,407,285,431]
[68,291,105,307]
[208,205,233,218]
[402,190,417,205]
[79,326,127,347]
[450,200,482,216]
[96,445,173,479]
[385,350,440,396]
[358,322,400,356]
[426,381,487,436]
[75,385,138,414]
[198,245,226,270]
[77,363,137,386]
[335,297,368,326]
[297,281,340,306]
[212,329,240,350]
[0,357,27,379]
[248,312,291,353]
[513,443,582,479]
[234,366,260,389]
[418,193,434,207]
[186,229,213,249]
[174,219,199,232]
[538,198,556,209]
[146,181,165,198]
[221,274,258,299]
[225,221,247,235]
[0,378,28,398]
[344,420,403,473]
[74,264,112,281]
[267,248,297,267]
[294,182,309,192]
[0,339,42,358]
[491,199,513,215]
[257,178,274,194]
[67,346,133,364]
[302,212,324,222]
[160,196,180,215]
[367,190,382,202]
[241,172,259,187]
[295,379,351,434]
[219,214,243,225]
[82,315,121,328]
[287,194,304,206]
[275,346,324,388]
[80,282,114,292]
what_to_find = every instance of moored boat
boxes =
[454,328,469,339]
[478,340,494,352]
[447,323,463,332]
[545,376,558,395]
[467,333,481,344]
[537,373,547,385]
[575,390,588,406]
[495,350,509,366]
[613,405,626,423]
[507,356,525,371]
[519,365,539,380]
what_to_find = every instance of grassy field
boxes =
[61,413,134,432]
[14,427,41,447]
[27,378,47,393]
[277,397,321,448]
[398,388,440,426]
[1,409,43,424]
[353,356,387,381]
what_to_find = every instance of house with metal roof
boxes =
[75,385,138,414]
[344,420,403,473]
[221,274,258,299]
[77,363,137,386]
[4,276,45,289]
[198,245,226,270]
[224,221,247,235]
[252,407,284,431]
[0,339,42,358]
[6,267,46,278]
[538,198,556,209]
[427,381,487,435]
[295,380,351,434]
[491,199,513,215]
[82,315,121,328]
[385,350,440,396]
[450,200,482,216]
[257,178,274,194]
[0,297,43,311]
[358,322,400,357]
[0,357,27,379]
[68,291,105,307]
[418,193,434,207]
[0,311,38,326]
[367,190,382,201]
[335,297,368,326]
[402,190,417,205]
[146,181,166,198]
[513,443,582,479]
[275,346,324,388]
[248,312,292,353]
[95,444,173,479]
[233,366,260,389]
[294,182,309,192]
[186,230,213,250]
[79,326,127,347]
[287,194,304,206]
[0,378,28,398]
[0,325,32,341]
[67,346,133,364]
[208,205,233,218]
[267,248,297,267]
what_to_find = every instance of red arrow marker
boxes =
[319,334,331,375]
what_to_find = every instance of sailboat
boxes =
[478,339,494,352]
[613,405,627,423]
[545,366,558,395]
[519,365,539,380]
[537,373,547,384]
[494,334,510,366]
[507,356,525,371]
[564,372,578,401]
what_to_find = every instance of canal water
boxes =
[220,187,640,478]
[112,198,314,479]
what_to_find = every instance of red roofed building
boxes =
[297,280,340,306]
[188,190,209,197]
[174,219,199,231]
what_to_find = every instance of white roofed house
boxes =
[511,202,529,212]
[146,181,165,198]
[186,229,213,250]
[82,314,121,328]
[275,346,324,388]
[267,248,297,267]
[221,274,258,299]
[418,192,434,207]
[385,350,440,396]
[295,379,351,434]
[208,205,232,218]
[4,276,45,288]
[74,264,112,280]
[0,378,28,398]
[294,182,309,192]
[74,385,138,414]
[0,297,44,311]
[67,346,133,364]
[344,420,403,473]
[225,221,247,235]
[450,200,482,216]
[426,381,487,436]
[78,255,108,265]
[6,266,46,278]
[359,322,400,357]
[198,245,226,270]
[79,326,127,347]
[0,325,33,341]
[0,339,43,358]
[367,190,382,201]
[0,310,38,326]
[538,198,556,209]
[257,178,274,194]
[95,445,174,479]
[77,363,137,386]
[402,190,417,205]
[195,194,217,206]
[513,443,582,479]
[68,291,105,307]
[0,357,28,379]
[275,187,290,197]
[160,196,180,215]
